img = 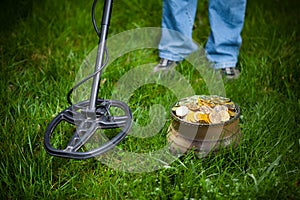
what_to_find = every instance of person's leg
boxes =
[158,0,198,62]
[205,0,247,69]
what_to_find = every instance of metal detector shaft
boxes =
[89,0,113,111]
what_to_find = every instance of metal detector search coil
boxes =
[44,0,132,159]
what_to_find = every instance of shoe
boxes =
[153,58,178,73]
[221,67,240,79]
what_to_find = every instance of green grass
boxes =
[1,0,300,199]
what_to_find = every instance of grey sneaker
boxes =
[221,67,240,79]
[153,58,178,73]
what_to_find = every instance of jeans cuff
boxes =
[211,62,237,69]
[159,52,184,62]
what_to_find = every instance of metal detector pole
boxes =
[89,0,113,111]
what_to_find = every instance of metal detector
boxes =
[44,0,132,159]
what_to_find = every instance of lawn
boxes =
[1,0,300,199]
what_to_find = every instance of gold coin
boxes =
[225,101,236,109]
[228,109,236,117]
[186,111,197,123]
[194,112,210,124]
[197,98,203,106]
[198,98,212,108]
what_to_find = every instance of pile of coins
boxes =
[172,95,237,124]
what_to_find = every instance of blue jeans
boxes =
[158,0,247,69]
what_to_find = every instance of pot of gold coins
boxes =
[167,95,241,157]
